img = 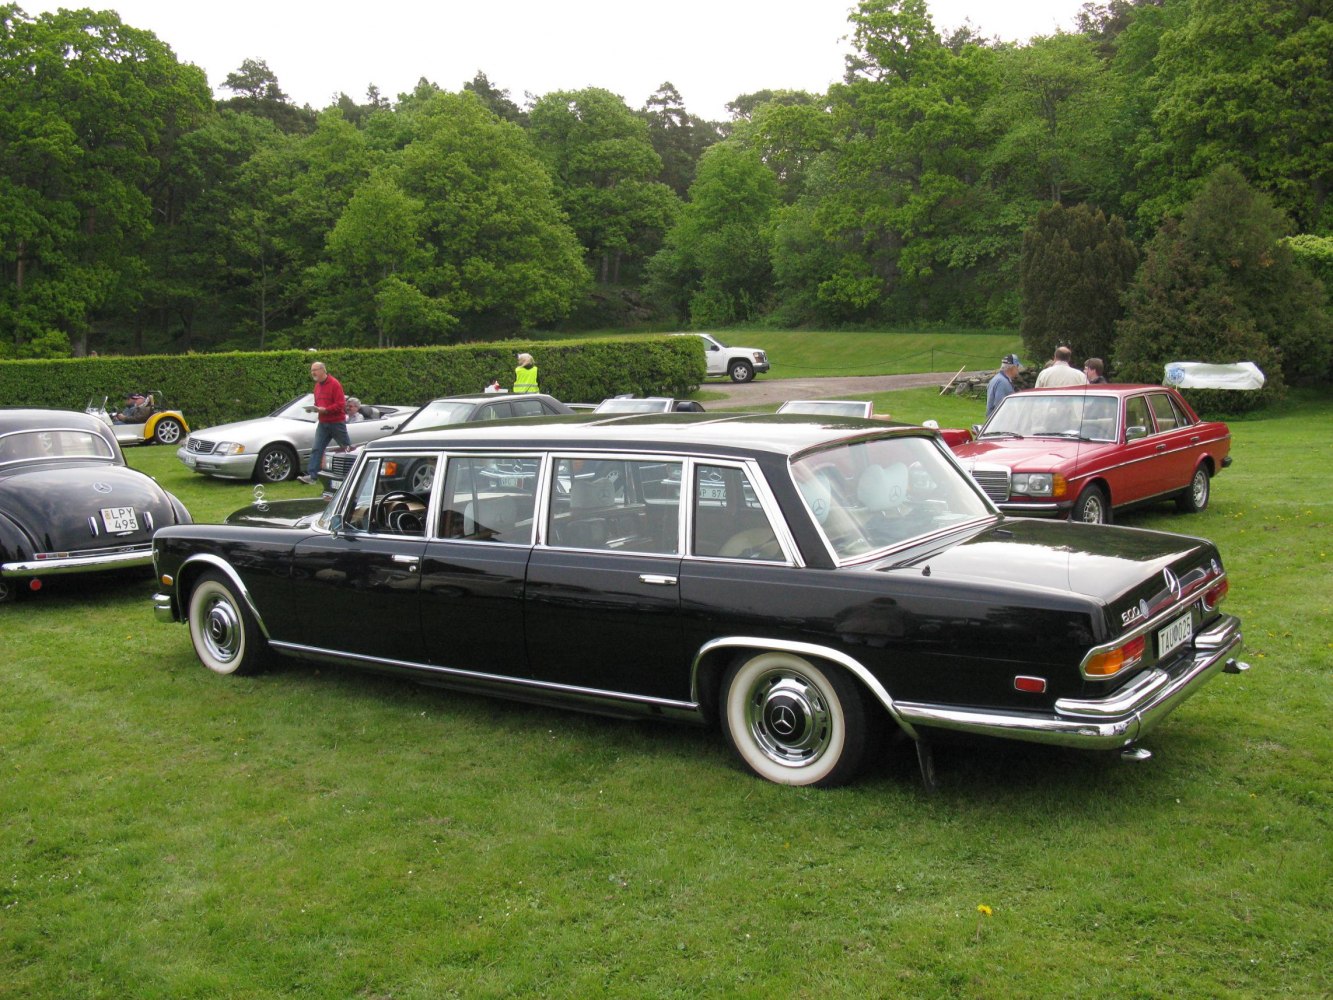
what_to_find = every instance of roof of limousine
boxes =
[368,412,934,458]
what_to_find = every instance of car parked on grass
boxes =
[152,413,1247,788]
[677,332,770,383]
[778,400,975,447]
[87,390,189,447]
[318,393,575,492]
[952,385,1231,524]
[1,408,192,603]
[592,396,706,414]
[177,393,412,484]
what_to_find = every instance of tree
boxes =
[1114,165,1332,409]
[395,92,588,336]
[0,6,211,356]
[641,82,721,196]
[1019,203,1138,369]
[528,88,680,285]
[218,58,315,135]
[463,71,526,126]
[730,95,834,202]
[647,143,779,326]
[1132,0,1333,232]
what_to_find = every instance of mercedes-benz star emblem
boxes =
[93,482,112,494]
[770,704,798,737]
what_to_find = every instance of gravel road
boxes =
[706,371,962,408]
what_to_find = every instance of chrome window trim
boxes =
[540,449,688,558]
[684,456,804,568]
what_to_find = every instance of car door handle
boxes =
[392,554,419,566]
[1190,435,1200,444]
[1155,444,1166,452]
[639,574,677,586]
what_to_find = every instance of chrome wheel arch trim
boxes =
[174,554,271,640]
[691,636,917,739]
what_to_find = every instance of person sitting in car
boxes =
[114,393,151,423]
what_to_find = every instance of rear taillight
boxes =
[1202,578,1229,612]
[1084,635,1146,678]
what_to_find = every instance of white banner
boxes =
[1163,361,1266,390]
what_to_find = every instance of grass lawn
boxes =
[526,328,1022,379]
[2,390,1329,998]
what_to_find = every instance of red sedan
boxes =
[952,385,1232,524]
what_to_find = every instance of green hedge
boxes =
[0,337,705,428]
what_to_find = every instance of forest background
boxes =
[1,0,1330,401]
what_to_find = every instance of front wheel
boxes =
[153,417,184,445]
[187,572,267,676]
[728,360,755,383]
[1175,466,1211,513]
[720,651,871,787]
[254,444,297,483]
[1070,484,1111,524]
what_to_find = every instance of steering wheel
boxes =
[375,490,427,530]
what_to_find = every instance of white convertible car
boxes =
[177,394,412,483]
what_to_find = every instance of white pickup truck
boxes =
[679,333,770,383]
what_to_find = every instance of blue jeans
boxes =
[309,420,351,477]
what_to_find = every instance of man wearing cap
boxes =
[986,354,1022,419]
[114,393,150,424]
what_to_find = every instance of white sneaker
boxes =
[296,474,315,484]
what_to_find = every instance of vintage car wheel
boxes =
[1070,485,1112,525]
[255,444,297,483]
[153,417,184,445]
[1175,465,1211,513]
[0,578,14,604]
[721,651,870,787]
[188,572,266,675]
[728,360,755,383]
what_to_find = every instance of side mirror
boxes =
[971,424,982,437]
[328,513,343,537]
[1126,425,1149,441]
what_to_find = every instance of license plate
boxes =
[101,506,139,533]
[182,452,196,467]
[1158,612,1193,659]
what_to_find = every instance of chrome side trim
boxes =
[172,554,272,639]
[690,636,918,739]
[3,546,152,576]
[895,614,1243,749]
[267,640,701,718]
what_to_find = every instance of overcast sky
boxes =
[28,1,1083,119]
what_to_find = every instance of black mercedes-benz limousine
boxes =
[152,413,1248,788]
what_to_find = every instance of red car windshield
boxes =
[984,394,1119,442]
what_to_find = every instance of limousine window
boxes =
[548,456,682,554]
[437,455,539,544]
[342,456,435,536]
[693,463,782,561]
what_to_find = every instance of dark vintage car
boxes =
[152,414,1247,788]
[952,385,1232,524]
[318,393,575,492]
[1,408,192,603]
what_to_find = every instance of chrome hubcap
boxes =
[746,672,832,767]
[201,598,241,662]
[1192,473,1208,506]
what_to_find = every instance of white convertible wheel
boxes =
[721,651,869,787]
[188,572,265,676]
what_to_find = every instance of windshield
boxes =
[273,393,318,422]
[401,400,477,433]
[594,399,669,414]
[778,400,872,418]
[0,429,116,465]
[791,436,992,561]
[984,393,1119,441]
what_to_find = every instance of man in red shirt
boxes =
[301,360,351,484]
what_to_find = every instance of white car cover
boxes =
[1163,361,1266,391]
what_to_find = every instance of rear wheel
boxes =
[720,651,871,787]
[153,416,184,445]
[1175,465,1211,513]
[255,444,297,483]
[728,360,755,383]
[1070,484,1111,524]
[187,572,267,675]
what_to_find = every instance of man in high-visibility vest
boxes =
[513,353,539,393]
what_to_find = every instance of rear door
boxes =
[524,455,687,701]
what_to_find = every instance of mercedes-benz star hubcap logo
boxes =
[770,703,798,737]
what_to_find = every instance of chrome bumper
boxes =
[153,591,178,623]
[3,546,153,577]
[895,615,1246,749]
